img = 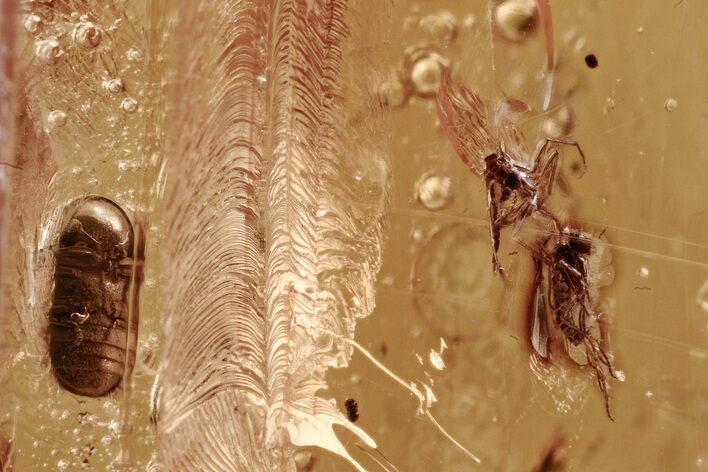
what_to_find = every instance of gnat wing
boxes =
[529,257,550,359]
[493,113,531,166]
[436,72,496,175]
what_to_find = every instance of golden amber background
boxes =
[1,0,707,470]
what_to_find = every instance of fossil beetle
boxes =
[48,196,143,397]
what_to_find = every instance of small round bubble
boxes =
[104,78,124,93]
[418,11,459,46]
[121,97,138,114]
[294,450,314,471]
[664,98,678,112]
[24,14,43,34]
[126,47,143,62]
[47,110,68,131]
[494,0,537,42]
[74,22,103,48]
[697,281,708,315]
[463,14,476,29]
[376,79,407,108]
[411,56,444,96]
[541,105,574,138]
[416,173,453,210]
[35,38,64,64]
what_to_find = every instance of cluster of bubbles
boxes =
[25,8,140,128]
[376,10,460,109]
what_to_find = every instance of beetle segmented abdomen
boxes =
[49,197,141,398]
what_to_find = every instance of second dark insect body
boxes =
[344,398,359,423]
[49,196,142,398]
[529,228,617,418]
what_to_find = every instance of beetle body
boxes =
[344,398,359,423]
[49,196,142,397]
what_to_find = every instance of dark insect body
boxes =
[49,196,143,397]
[529,228,617,418]
[531,432,565,472]
[437,73,585,276]
[483,139,584,276]
[584,54,599,69]
[344,398,359,423]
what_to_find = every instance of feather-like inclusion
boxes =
[158,1,389,470]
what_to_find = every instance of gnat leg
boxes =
[510,206,540,258]
[486,185,506,278]
[540,137,587,175]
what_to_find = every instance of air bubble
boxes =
[74,22,103,48]
[410,56,445,96]
[24,14,43,34]
[294,450,314,471]
[57,459,69,470]
[46,110,68,131]
[401,48,450,99]
[418,11,459,46]
[541,105,575,138]
[118,160,138,172]
[412,224,503,339]
[126,47,143,62]
[638,267,650,278]
[416,172,453,210]
[664,98,678,112]
[462,14,476,29]
[494,0,537,42]
[697,281,708,315]
[411,228,424,242]
[35,38,64,64]
[101,435,113,446]
[376,79,407,108]
[121,98,138,114]
[104,78,124,93]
